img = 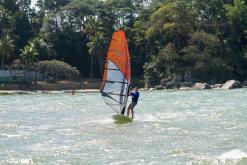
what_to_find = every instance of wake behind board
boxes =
[112,115,133,124]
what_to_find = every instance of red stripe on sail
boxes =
[103,30,131,83]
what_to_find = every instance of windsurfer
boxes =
[127,87,139,119]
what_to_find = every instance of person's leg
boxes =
[130,102,137,119]
[127,104,131,117]
[131,108,134,119]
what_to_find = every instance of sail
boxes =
[100,30,131,114]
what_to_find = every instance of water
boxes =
[1,89,247,165]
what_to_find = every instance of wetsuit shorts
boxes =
[129,102,137,109]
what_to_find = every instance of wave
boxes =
[218,149,247,163]
[187,150,247,165]
[6,158,33,164]
[82,118,114,125]
[0,133,22,138]
[135,114,162,122]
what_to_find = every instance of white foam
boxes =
[48,91,64,94]
[8,159,33,164]
[186,155,219,165]
[187,150,247,165]
[135,114,162,122]
[3,123,18,128]
[20,159,33,164]
[156,111,195,120]
[1,133,22,138]
[218,149,247,162]
[82,118,113,125]
[167,127,181,130]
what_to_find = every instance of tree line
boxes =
[0,0,247,85]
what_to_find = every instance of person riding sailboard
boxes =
[100,30,135,123]
[120,86,139,119]
[127,87,139,119]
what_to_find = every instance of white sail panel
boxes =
[101,60,129,113]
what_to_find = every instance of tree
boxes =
[104,0,135,28]
[63,0,95,31]
[225,0,247,50]
[1,0,247,84]
[36,60,80,80]
[84,16,107,78]
[84,17,102,36]
[146,0,195,49]
[87,32,107,78]
[0,5,13,33]
[30,37,54,60]
[127,9,152,77]
[0,34,15,69]
[17,0,31,13]
[224,0,247,79]
[180,31,231,82]
[44,0,71,11]
[20,42,38,67]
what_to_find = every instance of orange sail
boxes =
[101,30,131,114]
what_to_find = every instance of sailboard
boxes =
[100,30,131,123]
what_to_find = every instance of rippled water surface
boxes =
[1,89,247,165]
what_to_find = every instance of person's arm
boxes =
[128,91,135,96]
[127,87,130,96]
[128,86,132,95]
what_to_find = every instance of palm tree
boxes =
[0,6,12,32]
[20,42,38,67]
[87,32,106,79]
[84,17,106,78]
[0,34,15,70]
[84,17,102,36]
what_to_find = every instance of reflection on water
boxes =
[1,89,247,164]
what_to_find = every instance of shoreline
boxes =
[0,89,100,95]
[1,86,246,95]
[1,80,246,95]
[0,80,101,91]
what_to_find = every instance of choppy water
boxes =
[1,89,247,165]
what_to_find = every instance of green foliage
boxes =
[225,0,247,27]
[143,61,160,86]
[224,0,247,51]
[0,5,13,33]
[1,0,247,85]
[44,0,71,11]
[87,32,106,56]
[143,0,247,85]
[20,42,38,67]
[12,11,33,49]
[144,43,181,83]
[30,37,54,60]
[87,32,107,78]
[84,17,103,36]
[36,60,80,80]
[147,0,194,49]
[0,34,15,69]
[181,31,232,81]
